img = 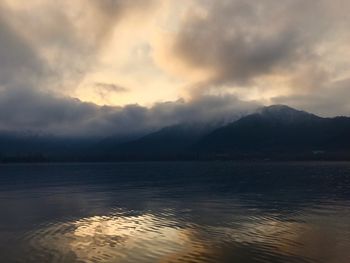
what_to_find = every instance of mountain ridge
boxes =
[193,105,350,155]
[1,105,350,162]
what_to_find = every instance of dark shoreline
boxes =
[1,157,350,164]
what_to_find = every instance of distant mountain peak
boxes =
[260,104,304,114]
[257,104,320,123]
[263,104,296,111]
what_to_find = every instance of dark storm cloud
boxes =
[0,87,258,137]
[172,8,298,85]
[168,0,350,87]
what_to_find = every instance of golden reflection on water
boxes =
[26,210,350,263]
[29,213,207,263]
[71,214,195,263]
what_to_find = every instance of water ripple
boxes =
[1,162,350,262]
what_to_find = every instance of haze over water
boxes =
[1,162,350,263]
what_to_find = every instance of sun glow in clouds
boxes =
[0,0,350,135]
[2,0,349,107]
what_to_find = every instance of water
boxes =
[1,162,350,263]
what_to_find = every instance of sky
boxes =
[1,0,350,137]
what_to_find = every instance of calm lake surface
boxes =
[1,162,350,263]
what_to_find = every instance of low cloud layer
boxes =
[0,87,258,137]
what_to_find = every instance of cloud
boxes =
[0,87,259,137]
[0,0,159,94]
[170,6,298,85]
[0,0,258,138]
[94,83,128,92]
[156,0,350,98]
[0,14,45,89]
[0,0,350,137]
[272,78,350,117]
[94,82,129,102]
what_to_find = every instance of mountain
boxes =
[1,105,350,162]
[101,123,215,160]
[193,105,350,158]
[0,132,98,162]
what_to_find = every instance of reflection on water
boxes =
[1,162,350,263]
[26,213,195,263]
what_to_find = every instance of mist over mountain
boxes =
[99,123,218,161]
[194,105,350,157]
[1,105,350,162]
